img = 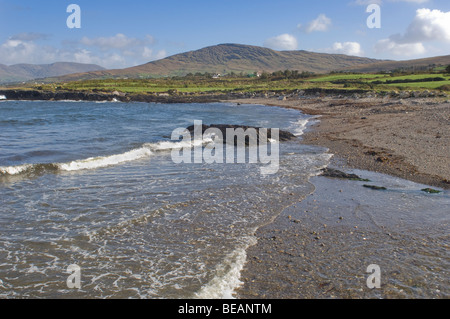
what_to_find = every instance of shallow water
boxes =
[0,101,330,298]
[238,169,449,299]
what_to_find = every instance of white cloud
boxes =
[0,39,54,65]
[0,33,166,68]
[374,39,426,56]
[327,42,364,56]
[302,14,332,33]
[153,49,167,60]
[264,34,298,50]
[400,8,450,43]
[374,8,450,57]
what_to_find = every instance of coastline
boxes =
[229,96,449,299]
[3,88,447,189]
[1,93,448,298]
[227,96,449,190]
[236,170,449,299]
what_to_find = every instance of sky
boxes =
[0,0,449,69]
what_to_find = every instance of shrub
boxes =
[437,84,450,91]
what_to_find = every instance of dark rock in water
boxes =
[363,184,387,190]
[185,124,296,145]
[421,188,442,194]
[320,168,370,181]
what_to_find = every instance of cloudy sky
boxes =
[0,0,449,68]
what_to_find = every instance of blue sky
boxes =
[0,0,449,68]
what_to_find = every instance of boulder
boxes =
[399,91,410,99]
[186,124,296,145]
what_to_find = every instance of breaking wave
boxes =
[0,137,215,177]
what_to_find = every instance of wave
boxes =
[0,136,215,177]
[291,117,311,136]
[59,147,153,171]
[0,163,60,176]
[195,236,256,299]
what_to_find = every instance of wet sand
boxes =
[227,96,450,299]
[237,171,449,299]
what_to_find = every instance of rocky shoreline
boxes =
[2,88,448,189]
[2,87,447,104]
[229,95,450,190]
[0,89,225,104]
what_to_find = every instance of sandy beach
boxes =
[228,95,450,299]
[229,96,450,189]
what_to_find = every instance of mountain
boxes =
[52,44,385,81]
[0,62,105,84]
[24,44,450,83]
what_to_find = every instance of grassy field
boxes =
[384,81,450,89]
[368,73,450,90]
[308,73,388,82]
[4,71,450,94]
[34,78,338,94]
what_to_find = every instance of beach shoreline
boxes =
[236,170,449,299]
[228,96,449,299]
[227,96,449,190]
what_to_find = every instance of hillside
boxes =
[52,44,384,81]
[343,55,450,73]
[19,44,450,84]
[0,62,105,84]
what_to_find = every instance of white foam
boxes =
[0,95,6,100]
[0,164,32,175]
[59,147,153,171]
[1,135,222,176]
[147,135,215,152]
[195,236,256,299]
[291,118,310,136]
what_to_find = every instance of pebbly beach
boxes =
[228,94,449,299]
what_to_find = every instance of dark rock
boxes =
[320,168,370,181]
[186,124,296,145]
[421,188,442,194]
[363,185,387,190]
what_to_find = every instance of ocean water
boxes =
[0,100,330,298]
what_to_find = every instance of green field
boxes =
[40,78,335,94]
[6,70,450,95]
[308,73,389,82]
[384,81,450,89]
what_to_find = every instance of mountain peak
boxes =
[127,43,380,77]
[33,43,450,82]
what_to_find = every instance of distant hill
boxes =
[22,44,450,83]
[0,62,105,84]
[52,44,385,81]
[342,55,450,73]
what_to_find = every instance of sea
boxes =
[0,100,332,298]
